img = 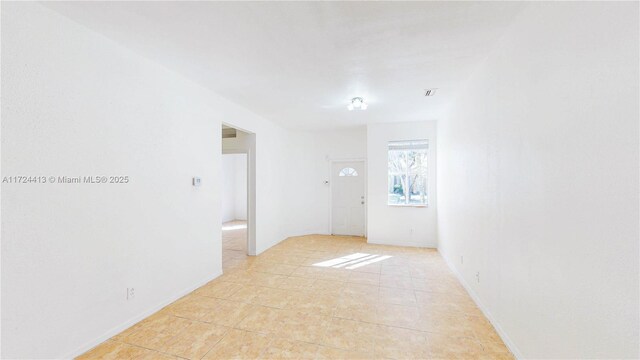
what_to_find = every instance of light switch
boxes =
[193,177,202,187]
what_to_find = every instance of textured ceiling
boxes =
[46,2,525,130]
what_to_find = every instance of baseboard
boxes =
[441,254,524,360]
[367,238,437,248]
[63,270,222,359]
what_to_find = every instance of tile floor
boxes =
[222,220,249,270]
[79,227,513,360]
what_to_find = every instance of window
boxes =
[388,140,428,206]
[339,167,358,177]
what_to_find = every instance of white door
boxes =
[331,161,365,236]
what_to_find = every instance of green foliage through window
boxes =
[388,140,428,205]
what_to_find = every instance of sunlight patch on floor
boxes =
[312,253,393,269]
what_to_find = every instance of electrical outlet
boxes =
[475,272,480,283]
[461,256,464,265]
[127,287,135,300]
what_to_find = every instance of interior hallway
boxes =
[79,235,512,359]
[222,220,248,271]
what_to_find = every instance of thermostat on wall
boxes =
[192,177,202,187]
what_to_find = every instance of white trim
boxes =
[368,238,428,248]
[64,270,222,359]
[221,122,252,138]
[388,204,428,208]
[328,158,367,237]
[387,140,430,208]
[442,255,523,360]
[220,121,257,257]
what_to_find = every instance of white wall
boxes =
[1,3,287,358]
[284,127,367,236]
[220,153,247,223]
[367,121,437,247]
[437,2,639,359]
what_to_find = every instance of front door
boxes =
[331,161,365,236]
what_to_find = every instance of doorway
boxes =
[221,124,256,271]
[330,160,366,236]
[221,153,247,269]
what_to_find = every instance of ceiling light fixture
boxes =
[348,97,368,111]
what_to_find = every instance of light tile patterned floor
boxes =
[222,220,249,270]
[79,228,513,359]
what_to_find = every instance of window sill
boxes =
[388,204,428,208]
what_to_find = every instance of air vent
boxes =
[424,88,438,97]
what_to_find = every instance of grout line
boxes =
[67,271,223,359]
[95,235,512,359]
[441,253,523,359]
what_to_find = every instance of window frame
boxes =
[387,139,429,208]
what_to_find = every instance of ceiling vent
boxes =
[424,88,438,97]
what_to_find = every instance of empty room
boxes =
[1,1,638,360]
